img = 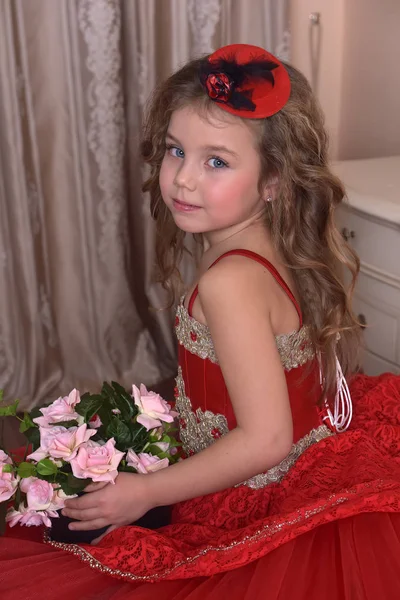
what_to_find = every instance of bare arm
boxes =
[64,257,295,531]
[146,256,294,507]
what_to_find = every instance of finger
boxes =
[91,525,117,546]
[69,518,110,531]
[83,481,109,493]
[65,493,99,510]
[62,508,100,522]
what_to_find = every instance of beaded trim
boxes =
[175,366,333,489]
[42,486,366,581]
[175,299,218,363]
[175,366,230,456]
[239,425,334,489]
[175,296,315,371]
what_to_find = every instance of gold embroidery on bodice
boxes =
[175,296,315,370]
[175,366,333,489]
[174,298,329,489]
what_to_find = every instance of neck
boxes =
[202,209,265,251]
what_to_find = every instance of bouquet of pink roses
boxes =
[0,382,179,535]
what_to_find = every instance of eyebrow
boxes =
[165,132,239,158]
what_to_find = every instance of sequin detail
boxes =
[42,487,366,582]
[175,366,229,455]
[175,298,218,363]
[175,296,315,370]
[239,425,334,489]
[175,367,333,489]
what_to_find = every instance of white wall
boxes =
[338,0,400,159]
[289,0,400,160]
[289,0,345,159]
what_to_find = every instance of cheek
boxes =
[206,171,259,213]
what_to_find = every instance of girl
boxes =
[2,43,400,599]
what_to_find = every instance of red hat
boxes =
[199,43,291,119]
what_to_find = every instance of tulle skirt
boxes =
[1,373,400,599]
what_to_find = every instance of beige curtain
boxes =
[0,0,289,410]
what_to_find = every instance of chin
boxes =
[173,220,204,234]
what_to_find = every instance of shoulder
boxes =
[196,255,293,453]
[198,254,273,317]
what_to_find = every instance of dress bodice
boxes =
[173,250,334,489]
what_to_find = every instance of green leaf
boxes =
[17,461,37,478]
[75,393,104,423]
[102,381,135,421]
[37,459,58,476]
[19,412,35,433]
[168,453,181,465]
[118,464,138,474]
[97,404,112,429]
[0,399,19,417]
[106,417,132,450]
[59,474,91,496]
[0,501,8,536]
[127,423,148,453]
[146,444,165,456]
[112,381,138,417]
[24,426,40,451]
[28,406,43,421]
[2,464,13,473]
[52,419,79,429]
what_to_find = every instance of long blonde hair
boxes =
[141,56,361,401]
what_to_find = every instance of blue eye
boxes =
[207,157,228,169]
[166,145,184,159]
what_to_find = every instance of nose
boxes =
[173,160,197,192]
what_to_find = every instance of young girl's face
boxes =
[159,104,265,240]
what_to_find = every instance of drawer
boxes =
[336,205,400,278]
[362,349,400,376]
[352,294,399,363]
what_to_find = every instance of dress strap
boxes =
[187,249,303,327]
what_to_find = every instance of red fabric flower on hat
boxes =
[200,44,291,119]
[205,73,232,102]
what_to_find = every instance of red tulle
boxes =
[1,373,400,598]
[2,513,400,599]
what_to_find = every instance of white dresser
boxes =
[333,156,400,376]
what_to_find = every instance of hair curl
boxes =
[141,56,362,402]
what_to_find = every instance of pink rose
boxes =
[132,384,178,431]
[27,424,96,462]
[126,449,169,474]
[18,478,75,516]
[0,450,12,464]
[70,439,124,483]
[33,389,83,428]
[20,477,55,512]
[0,464,19,502]
[6,503,57,528]
[50,487,77,510]
[88,414,102,429]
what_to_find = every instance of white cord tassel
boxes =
[325,356,353,432]
[320,352,353,433]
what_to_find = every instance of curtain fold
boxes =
[0,0,289,409]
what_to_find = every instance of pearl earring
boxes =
[265,196,272,203]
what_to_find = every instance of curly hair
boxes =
[140,56,362,401]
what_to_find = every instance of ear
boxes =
[262,175,279,202]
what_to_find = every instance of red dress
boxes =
[2,249,400,599]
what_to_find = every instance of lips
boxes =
[172,199,201,212]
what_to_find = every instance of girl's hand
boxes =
[62,472,153,533]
